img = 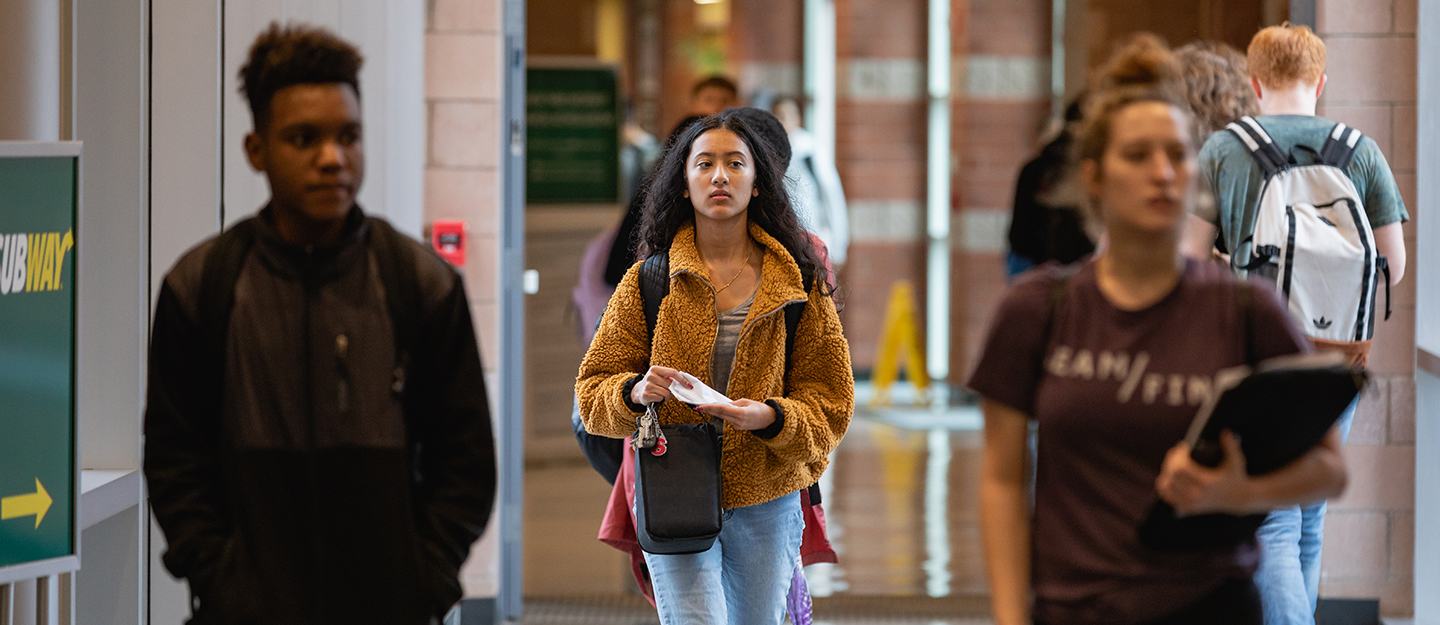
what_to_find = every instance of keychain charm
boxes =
[651,432,668,456]
[633,404,661,450]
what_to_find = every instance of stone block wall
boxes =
[425,0,505,599]
[1314,0,1418,615]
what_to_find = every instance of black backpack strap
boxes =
[1319,122,1363,170]
[198,218,260,403]
[1377,256,1393,322]
[1227,116,1290,177]
[365,218,422,399]
[639,252,671,345]
[781,268,814,374]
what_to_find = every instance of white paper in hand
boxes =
[668,371,733,406]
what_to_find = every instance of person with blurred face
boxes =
[689,75,739,117]
[144,23,496,625]
[577,110,853,625]
[1181,24,1410,625]
[971,35,1348,625]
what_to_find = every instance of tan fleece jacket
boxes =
[576,221,854,509]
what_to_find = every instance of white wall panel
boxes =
[221,1,425,234]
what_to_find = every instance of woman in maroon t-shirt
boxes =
[970,36,1348,625]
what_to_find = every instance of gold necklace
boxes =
[713,245,753,293]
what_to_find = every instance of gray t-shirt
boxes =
[710,291,754,397]
[1199,114,1409,262]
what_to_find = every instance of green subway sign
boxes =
[0,143,80,581]
[526,64,620,204]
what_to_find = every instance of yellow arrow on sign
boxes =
[2,479,53,529]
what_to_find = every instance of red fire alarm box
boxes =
[431,220,467,266]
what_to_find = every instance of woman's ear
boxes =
[683,190,690,198]
[752,187,759,197]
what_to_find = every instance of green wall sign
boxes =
[526,65,620,204]
[0,143,80,580]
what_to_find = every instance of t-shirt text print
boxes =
[1047,347,1213,407]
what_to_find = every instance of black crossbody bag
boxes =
[630,252,810,555]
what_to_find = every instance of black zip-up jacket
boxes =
[144,207,496,625]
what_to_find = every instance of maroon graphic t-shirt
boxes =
[968,259,1309,625]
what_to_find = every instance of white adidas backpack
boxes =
[1226,117,1391,357]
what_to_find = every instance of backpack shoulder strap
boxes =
[781,268,814,384]
[639,253,670,346]
[1319,122,1363,170]
[1226,116,1290,177]
[198,218,260,365]
[365,217,422,395]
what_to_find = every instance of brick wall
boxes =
[829,0,930,372]
[426,0,505,598]
[1314,0,1418,615]
[952,0,1053,381]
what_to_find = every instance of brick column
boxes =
[829,0,929,372]
[951,0,1052,381]
[1314,0,1418,615]
[426,0,505,599]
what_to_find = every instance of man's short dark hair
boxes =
[691,75,739,98]
[727,107,792,170]
[239,23,364,130]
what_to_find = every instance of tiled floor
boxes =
[523,390,991,621]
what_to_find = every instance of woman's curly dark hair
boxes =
[637,110,830,294]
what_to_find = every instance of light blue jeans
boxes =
[642,491,803,625]
[1254,398,1357,625]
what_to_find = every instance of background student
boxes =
[972,34,1348,625]
[577,109,853,625]
[144,24,496,625]
[1181,24,1409,625]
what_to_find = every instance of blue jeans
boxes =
[643,491,803,625]
[1254,398,1357,625]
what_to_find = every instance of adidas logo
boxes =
[1313,317,1333,330]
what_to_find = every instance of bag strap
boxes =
[366,217,421,387]
[198,218,260,407]
[639,252,812,376]
[198,216,422,430]
[1226,116,1290,178]
[639,252,670,344]
[1318,123,1363,170]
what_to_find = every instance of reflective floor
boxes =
[523,384,990,621]
[521,595,992,624]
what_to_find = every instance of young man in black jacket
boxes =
[144,23,497,625]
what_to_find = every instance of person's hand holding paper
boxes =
[668,371,733,406]
[666,371,780,432]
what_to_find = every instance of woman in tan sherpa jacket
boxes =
[576,110,853,625]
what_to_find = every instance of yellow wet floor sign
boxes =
[871,281,929,406]
[2,479,53,529]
